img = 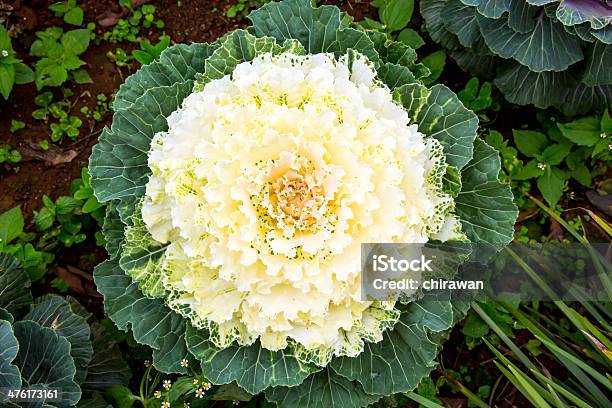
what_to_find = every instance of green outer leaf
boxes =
[507,0,538,33]
[265,367,381,408]
[394,82,478,170]
[248,0,377,61]
[455,138,518,247]
[460,0,511,19]
[103,201,125,259]
[556,81,612,117]
[114,43,218,111]
[201,30,305,81]
[90,81,194,202]
[186,325,315,394]
[452,49,498,78]
[119,204,167,298]
[582,42,612,86]
[81,322,131,391]
[13,320,81,406]
[93,259,191,374]
[330,299,453,395]
[0,320,21,401]
[444,0,481,48]
[592,25,612,44]
[555,1,612,30]
[377,63,416,90]
[494,64,568,109]
[477,13,583,72]
[76,392,112,408]
[0,253,33,316]
[421,0,462,51]
[0,307,13,323]
[24,295,93,384]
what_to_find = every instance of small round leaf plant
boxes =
[89,0,517,406]
[421,0,612,115]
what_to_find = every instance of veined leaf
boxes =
[265,368,381,408]
[0,320,21,401]
[24,295,93,384]
[186,325,315,394]
[455,139,518,247]
[394,82,478,170]
[13,320,81,405]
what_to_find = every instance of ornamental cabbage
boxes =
[89,1,517,406]
[421,0,612,115]
[0,253,130,406]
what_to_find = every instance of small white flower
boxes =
[1,50,8,57]
[232,401,239,406]
[537,162,547,170]
[202,382,212,391]
[144,360,151,367]
[192,378,199,385]
[194,388,205,399]
[154,391,162,398]
[180,358,189,367]
[183,403,190,408]
[163,380,172,390]
[161,402,170,408]
[601,132,607,139]
[608,143,612,150]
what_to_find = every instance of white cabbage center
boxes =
[142,52,458,364]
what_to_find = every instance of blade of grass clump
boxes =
[472,302,536,370]
[510,308,612,393]
[523,192,612,299]
[405,392,447,408]
[578,207,612,237]
[485,339,567,408]
[507,365,554,408]
[507,247,612,367]
[439,369,490,408]
[530,368,595,408]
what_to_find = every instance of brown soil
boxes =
[0,0,374,216]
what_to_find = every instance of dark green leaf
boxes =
[25,295,93,383]
[456,139,518,246]
[537,167,567,206]
[397,28,425,49]
[0,320,21,401]
[0,206,24,245]
[64,7,84,26]
[557,117,602,146]
[381,0,415,32]
[541,143,572,165]
[0,64,15,99]
[14,320,82,405]
[513,130,548,157]
[0,253,32,317]
[13,62,35,85]
[186,325,315,394]
[61,29,90,55]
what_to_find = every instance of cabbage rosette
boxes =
[89,1,517,406]
[421,0,612,115]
